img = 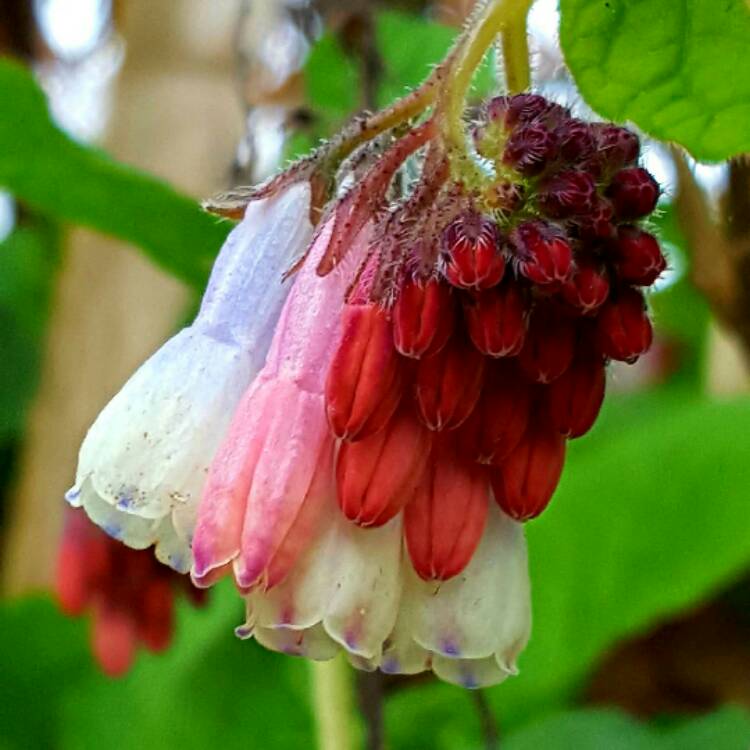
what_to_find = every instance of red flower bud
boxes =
[606,167,659,219]
[596,287,653,363]
[611,226,666,285]
[337,408,431,527]
[442,213,505,290]
[416,334,485,430]
[538,170,596,218]
[393,275,454,358]
[137,578,174,652]
[513,221,573,285]
[405,436,489,580]
[561,260,610,315]
[545,347,606,437]
[592,123,640,173]
[325,303,402,441]
[574,196,616,241]
[458,360,532,463]
[556,118,595,163]
[464,283,529,357]
[495,93,568,129]
[518,305,576,383]
[503,124,559,176]
[491,416,566,521]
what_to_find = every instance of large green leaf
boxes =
[0,221,59,439]
[0,58,230,288]
[559,0,750,162]
[504,708,750,750]
[0,586,316,750]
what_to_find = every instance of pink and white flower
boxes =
[66,184,313,572]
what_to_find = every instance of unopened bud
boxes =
[596,287,653,363]
[416,334,485,430]
[491,415,566,521]
[513,221,573,285]
[405,436,489,580]
[393,275,454,358]
[464,283,529,356]
[442,213,505,290]
[518,304,576,383]
[538,170,596,218]
[337,408,431,527]
[611,226,666,285]
[325,303,402,441]
[606,167,659,220]
[561,260,610,315]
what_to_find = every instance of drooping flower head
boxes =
[68,77,664,688]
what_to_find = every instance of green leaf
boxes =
[304,11,494,124]
[0,221,60,439]
[559,0,750,162]
[504,707,750,750]
[0,58,230,288]
[0,587,315,750]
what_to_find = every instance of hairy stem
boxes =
[311,657,357,750]
[443,0,532,148]
[500,0,533,94]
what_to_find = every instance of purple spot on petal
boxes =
[441,638,461,657]
[461,672,479,689]
[234,625,253,640]
[345,630,359,650]
[64,488,80,504]
[381,658,400,674]
[103,524,122,540]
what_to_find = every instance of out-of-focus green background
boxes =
[1,1,749,748]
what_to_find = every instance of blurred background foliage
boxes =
[0,1,749,749]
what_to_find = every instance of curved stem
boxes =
[311,657,357,750]
[500,1,532,94]
[442,0,533,153]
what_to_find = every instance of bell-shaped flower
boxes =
[191,218,371,591]
[66,184,314,572]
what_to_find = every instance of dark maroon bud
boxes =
[538,170,596,218]
[504,94,568,129]
[574,196,616,241]
[596,287,653,363]
[503,125,559,176]
[442,213,505,290]
[484,95,510,124]
[459,360,532,463]
[611,226,667,285]
[561,260,610,315]
[512,221,573,285]
[592,123,640,172]
[606,167,659,219]
[546,346,606,438]
[518,304,576,383]
[556,119,595,163]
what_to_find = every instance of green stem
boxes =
[311,657,357,750]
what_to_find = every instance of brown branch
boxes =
[671,148,750,363]
[471,690,500,750]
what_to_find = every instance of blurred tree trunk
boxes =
[2,0,242,594]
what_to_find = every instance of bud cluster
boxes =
[56,510,206,675]
[324,94,664,582]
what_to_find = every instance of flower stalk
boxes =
[311,657,358,750]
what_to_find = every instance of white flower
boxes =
[236,495,531,688]
[66,183,313,572]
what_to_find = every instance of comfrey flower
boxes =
[66,183,314,573]
[56,508,206,676]
[189,92,663,687]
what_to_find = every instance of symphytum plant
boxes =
[7,0,745,748]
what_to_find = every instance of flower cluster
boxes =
[67,92,664,687]
[56,508,205,676]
